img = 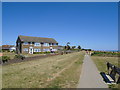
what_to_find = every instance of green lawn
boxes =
[91,56,119,88]
[2,52,85,88]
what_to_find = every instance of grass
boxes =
[2,52,46,59]
[2,52,85,88]
[3,52,15,59]
[91,56,119,88]
[91,56,118,73]
[91,51,119,57]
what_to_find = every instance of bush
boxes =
[2,50,10,52]
[14,54,25,60]
[11,50,15,53]
[91,51,119,57]
[45,51,51,54]
[33,52,51,54]
[1,56,10,63]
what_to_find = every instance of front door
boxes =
[29,47,33,54]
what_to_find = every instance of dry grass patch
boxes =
[2,52,85,88]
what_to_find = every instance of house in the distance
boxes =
[2,45,16,52]
[16,35,58,54]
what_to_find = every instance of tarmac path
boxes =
[77,54,108,88]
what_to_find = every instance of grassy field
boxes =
[91,56,119,88]
[91,56,118,73]
[2,52,85,88]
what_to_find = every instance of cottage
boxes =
[16,35,58,54]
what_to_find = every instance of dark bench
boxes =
[100,72,111,83]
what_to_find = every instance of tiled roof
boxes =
[18,35,58,43]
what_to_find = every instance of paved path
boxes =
[77,54,108,88]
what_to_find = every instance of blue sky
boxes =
[2,2,118,50]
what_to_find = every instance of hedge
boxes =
[91,51,120,57]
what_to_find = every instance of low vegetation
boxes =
[1,56,10,63]
[14,54,25,60]
[2,52,85,88]
[91,51,119,57]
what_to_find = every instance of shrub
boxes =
[91,51,119,57]
[33,52,51,54]
[2,50,9,52]
[45,51,51,54]
[11,50,15,53]
[33,52,44,54]
[14,54,25,60]
[1,56,10,63]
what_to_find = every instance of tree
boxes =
[64,42,71,50]
[64,46,67,50]
[78,45,81,50]
[72,46,75,49]
[67,42,70,46]
[88,49,91,51]
[66,45,71,50]
[64,45,71,50]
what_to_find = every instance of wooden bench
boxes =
[106,62,120,84]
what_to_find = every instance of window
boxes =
[23,48,28,51]
[34,43,41,46]
[43,43,49,46]
[43,48,50,52]
[23,42,28,45]
[49,43,52,46]
[52,49,57,51]
[53,43,58,46]
[34,48,41,52]
[30,42,32,45]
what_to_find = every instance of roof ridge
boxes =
[19,35,53,39]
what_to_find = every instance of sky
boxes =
[2,2,118,50]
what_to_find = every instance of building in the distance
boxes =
[16,35,58,54]
[2,45,16,52]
